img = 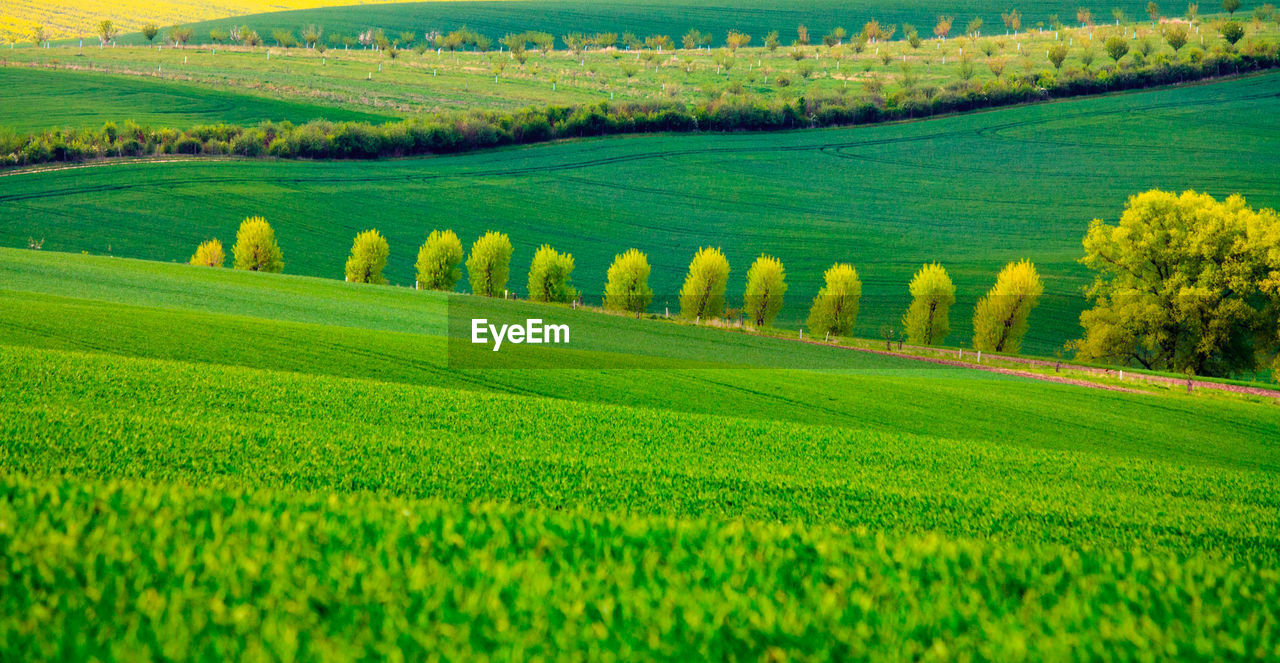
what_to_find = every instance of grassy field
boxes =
[172,0,1201,49]
[5,249,1278,466]
[0,67,393,132]
[2,248,1279,657]
[7,17,1275,119]
[4,73,1278,352]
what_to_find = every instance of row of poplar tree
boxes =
[190,216,1045,354]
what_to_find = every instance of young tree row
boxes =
[190,219,1047,355]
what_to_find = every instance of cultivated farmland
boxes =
[5,73,1278,351]
[4,0,1280,658]
[2,247,1280,657]
[8,17,1277,118]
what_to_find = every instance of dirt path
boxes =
[849,346,1151,395]
[890,342,1280,400]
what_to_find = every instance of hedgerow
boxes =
[2,51,1277,169]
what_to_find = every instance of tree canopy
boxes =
[678,247,730,320]
[902,263,955,345]
[1073,189,1280,376]
[806,263,861,337]
[467,231,513,297]
[344,229,389,284]
[603,249,653,315]
[972,260,1042,354]
[231,216,283,273]
[744,255,787,328]
[415,230,464,291]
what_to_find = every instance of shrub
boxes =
[231,216,284,273]
[527,244,577,303]
[678,247,730,320]
[603,249,653,315]
[344,229,390,284]
[467,231,513,297]
[806,263,861,337]
[415,230,464,291]
[189,239,225,267]
[743,255,787,328]
[902,263,956,345]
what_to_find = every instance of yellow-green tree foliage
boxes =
[743,255,787,328]
[1074,189,1280,376]
[603,248,653,315]
[231,216,283,273]
[467,231,513,297]
[527,244,577,303]
[189,239,225,267]
[971,259,1042,354]
[678,247,730,320]
[344,229,389,284]
[806,263,861,337]
[415,230,464,291]
[902,263,956,345]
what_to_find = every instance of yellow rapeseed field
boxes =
[0,1,469,41]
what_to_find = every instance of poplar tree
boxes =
[527,244,577,303]
[189,239,225,267]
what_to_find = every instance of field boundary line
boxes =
[834,344,1151,395]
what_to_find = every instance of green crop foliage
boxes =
[3,248,1280,657]
[6,474,1278,660]
[0,68,392,133]
[6,75,1280,353]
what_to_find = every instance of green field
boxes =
[2,247,1280,658]
[5,2,1280,656]
[11,14,1273,121]
[0,67,393,132]
[167,0,1187,48]
[5,72,1279,351]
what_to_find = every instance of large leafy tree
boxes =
[1073,190,1280,376]
[232,216,284,273]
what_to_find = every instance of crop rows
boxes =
[4,344,1279,564]
[3,472,1278,660]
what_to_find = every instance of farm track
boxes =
[891,341,1280,400]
